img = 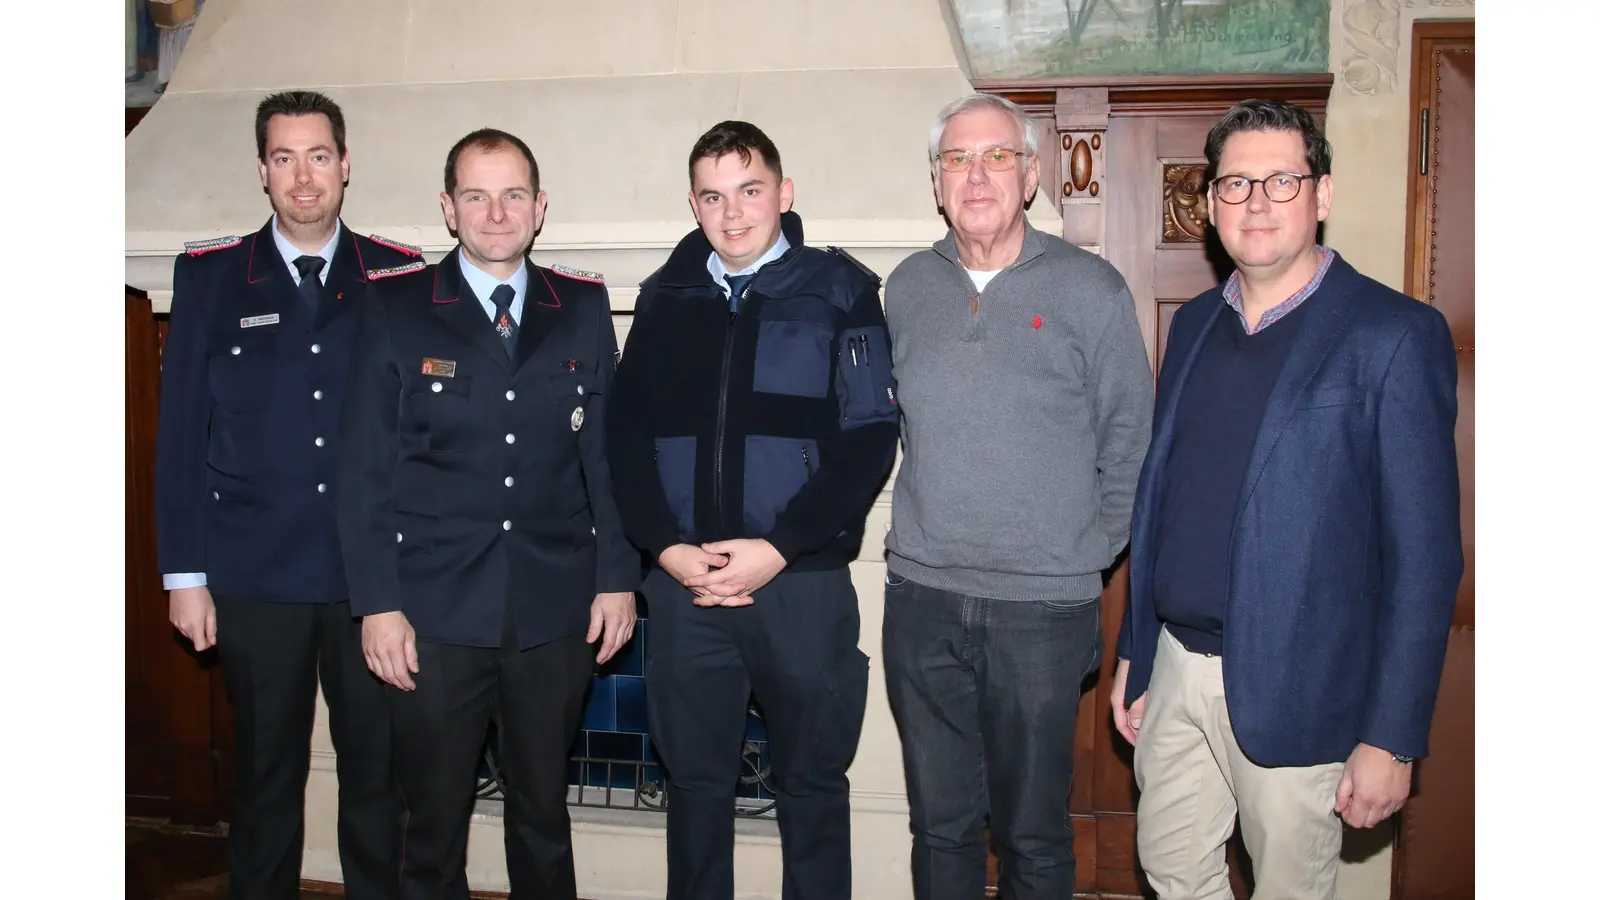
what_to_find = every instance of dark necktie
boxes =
[725,273,754,314]
[489,284,518,359]
[293,255,325,316]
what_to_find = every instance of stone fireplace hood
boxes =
[124,0,1060,306]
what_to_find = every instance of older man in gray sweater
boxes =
[883,93,1154,900]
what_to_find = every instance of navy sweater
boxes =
[605,212,900,571]
[1152,299,1309,654]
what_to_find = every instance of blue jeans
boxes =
[882,574,1102,900]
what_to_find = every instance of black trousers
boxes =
[387,618,593,900]
[213,595,398,900]
[644,566,870,900]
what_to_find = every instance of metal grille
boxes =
[475,740,777,818]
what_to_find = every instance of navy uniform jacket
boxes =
[1117,254,1463,766]
[155,219,424,604]
[337,249,640,650]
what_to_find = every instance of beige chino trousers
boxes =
[1133,627,1346,900]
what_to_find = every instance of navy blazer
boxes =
[1116,254,1463,766]
[337,249,639,651]
[154,219,422,604]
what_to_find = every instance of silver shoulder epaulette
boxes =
[366,260,428,281]
[184,235,243,256]
[367,234,424,256]
[549,264,606,284]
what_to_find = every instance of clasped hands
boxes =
[659,540,786,607]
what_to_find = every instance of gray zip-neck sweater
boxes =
[883,220,1154,602]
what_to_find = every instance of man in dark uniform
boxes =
[336,128,639,900]
[156,90,420,900]
[605,121,900,900]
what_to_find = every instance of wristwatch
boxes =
[1390,753,1415,764]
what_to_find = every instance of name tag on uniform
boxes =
[240,314,280,328]
[421,357,456,377]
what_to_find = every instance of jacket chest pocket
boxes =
[208,331,282,413]
[403,374,475,440]
[547,372,599,437]
[753,298,834,398]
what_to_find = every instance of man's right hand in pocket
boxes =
[1111,658,1147,746]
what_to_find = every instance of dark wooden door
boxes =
[126,292,234,825]
[1392,21,1474,900]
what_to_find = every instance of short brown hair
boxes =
[255,90,346,161]
[688,120,783,184]
[444,128,540,197]
[1205,99,1332,182]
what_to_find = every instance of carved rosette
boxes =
[1162,163,1209,243]
[1059,131,1104,202]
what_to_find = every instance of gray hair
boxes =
[927,93,1039,167]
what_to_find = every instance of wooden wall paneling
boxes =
[126,287,168,818]
[1394,20,1474,900]
[1104,116,1161,368]
[1056,87,1110,254]
[127,296,227,826]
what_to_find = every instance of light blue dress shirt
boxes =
[457,247,529,326]
[271,214,341,286]
[707,232,790,295]
[163,218,342,592]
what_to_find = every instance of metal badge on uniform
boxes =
[240,314,280,328]
[421,358,456,377]
[570,406,585,432]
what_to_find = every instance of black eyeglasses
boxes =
[1210,173,1314,205]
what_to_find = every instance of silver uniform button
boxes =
[230,346,241,355]
[505,390,516,401]
[431,382,443,393]
[577,385,584,396]
[505,433,515,444]
[213,491,220,500]
[317,483,327,493]
[396,533,403,543]
[315,437,325,447]
[311,343,322,354]
[502,520,512,530]
[313,389,323,400]
[504,476,515,487]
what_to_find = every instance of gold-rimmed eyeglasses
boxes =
[937,147,1029,173]
[1210,172,1314,205]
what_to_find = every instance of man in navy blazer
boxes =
[1109,100,1462,900]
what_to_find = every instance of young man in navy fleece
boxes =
[606,120,899,900]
